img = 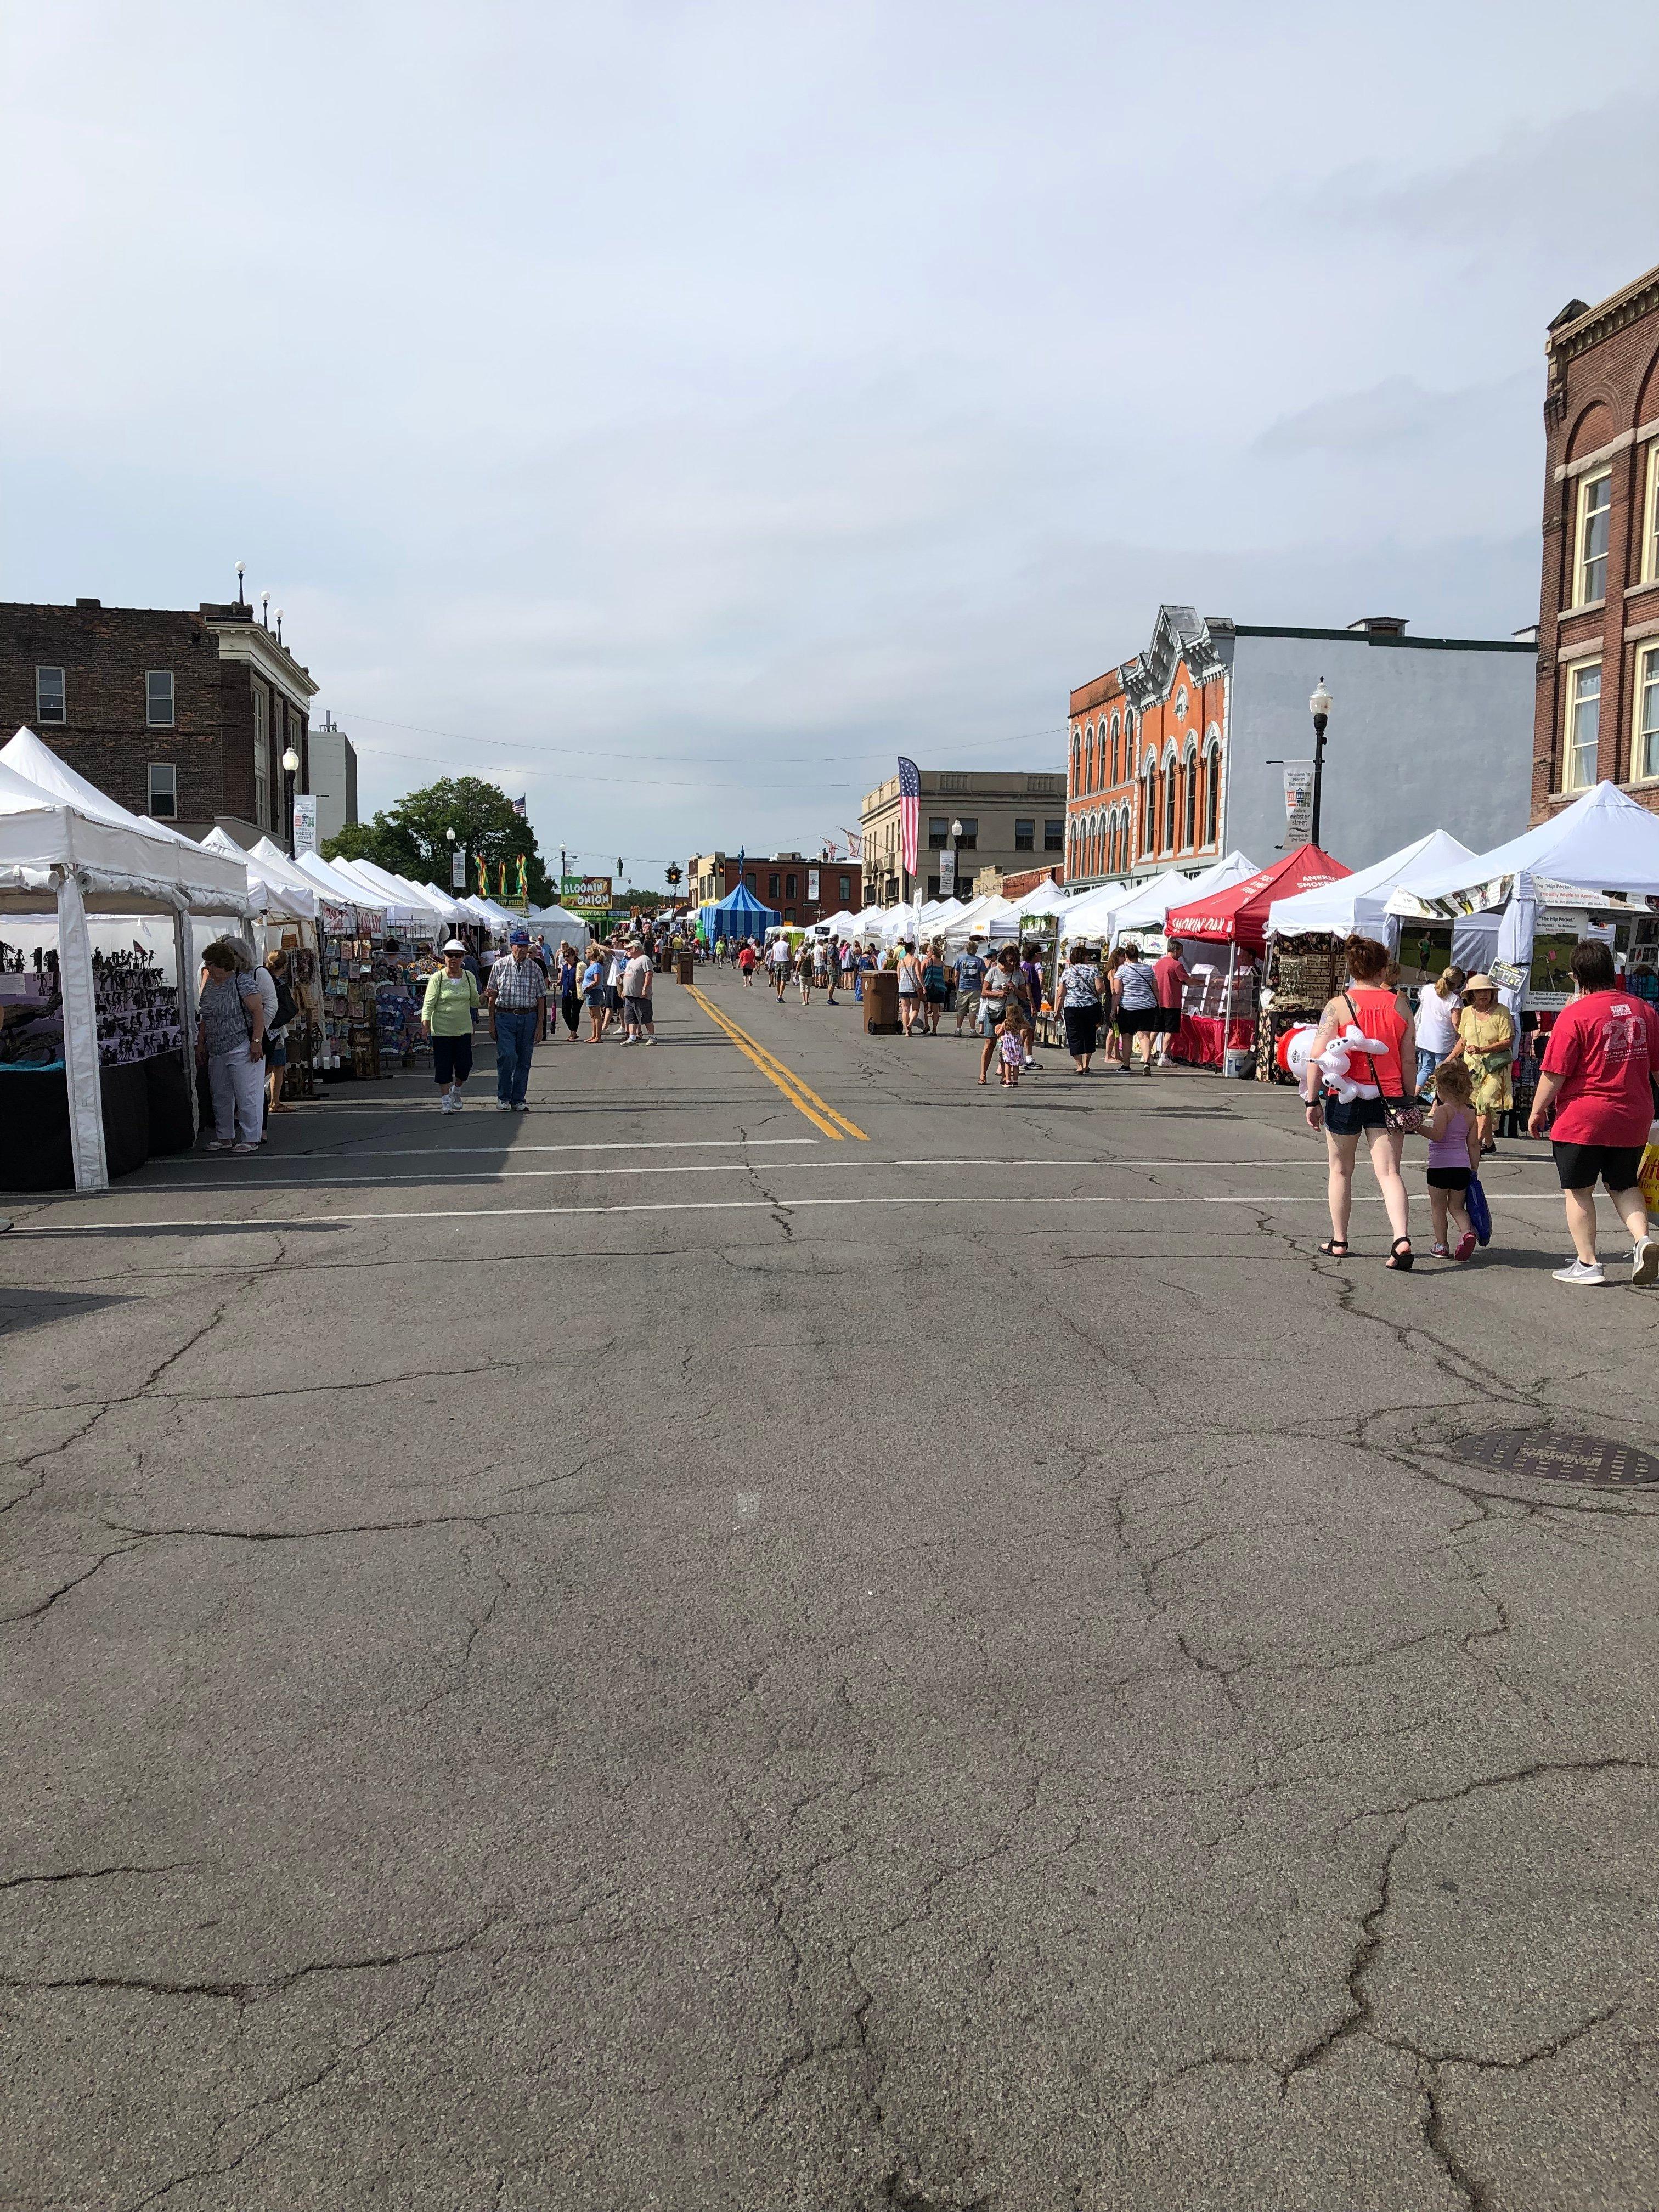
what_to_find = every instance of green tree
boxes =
[324,777,552,905]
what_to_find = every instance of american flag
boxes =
[897,757,920,878]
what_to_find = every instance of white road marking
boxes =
[152,1136,821,1166]
[7,1192,1573,1236]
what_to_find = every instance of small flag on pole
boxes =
[510,795,527,817]
[897,757,920,879]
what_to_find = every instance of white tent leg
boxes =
[1221,941,1237,1076]
[1495,868,1537,1025]
[174,906,199,1141]
[57,872,109,1192]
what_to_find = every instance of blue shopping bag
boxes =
[1466,1173,1492,1248]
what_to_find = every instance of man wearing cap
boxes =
[620,938,657,1045]
[486,928,548,1111]
[421,939,481,1113]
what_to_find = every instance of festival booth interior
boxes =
[696,880,782,945]
[0,739,253,1191]
[1384,781,1659,1022]
[201,826,335,1098]
[1165,844,1349,1073]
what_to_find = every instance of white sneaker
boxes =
[645,1035,658,1045]
[440,1094,455,1113]
[495,1099,513,1111]
[1552,1259,1606,1286]
[1632,1236,1659,1286]
[450,1091,464,1111]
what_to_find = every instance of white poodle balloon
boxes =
[1314,1023,1389,1104]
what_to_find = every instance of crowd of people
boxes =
[1299,932,1658,1287]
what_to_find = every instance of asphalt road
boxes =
[4,965,1658,2211]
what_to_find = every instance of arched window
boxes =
[1142,763,1157,856]
[1070,731,1080,790]
[1163,759,1177,851]
[1204,736,1221,847]
[1110,810,1123,876]
[1182,742,1198,849]
[1084,724,1094,792]
[1110,712,1120,786]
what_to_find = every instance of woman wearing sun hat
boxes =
[1449,973,1515,1157]
[421,939,481,1112]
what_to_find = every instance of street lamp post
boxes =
[280,744,300,850]
[950,817,964,899]
[1308,680,1331,849]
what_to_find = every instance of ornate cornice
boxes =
[1547,262,1659,368]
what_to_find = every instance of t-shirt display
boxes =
[1541,990,1659,1147]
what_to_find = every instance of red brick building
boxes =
[1065,624,1227,884]
[1531,260,1659,819]
[0,592,319,849]
[687,851,861,923]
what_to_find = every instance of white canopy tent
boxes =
[420,882,478,928]
[328,856,437,933]
[295,851,388,931]
[940,893,1020,943]
[1268,828,1475,943]
[524,901,594,945]
[1385,782,1659,1013]
[817,907,862,936]
[200,826,320,922]
[462,894,519,936]
[0,739,252,1192]
[1009,877,1073,918]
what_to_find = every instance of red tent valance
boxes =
[1167,843,1349,950]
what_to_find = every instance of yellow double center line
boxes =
[685,986,868,1142]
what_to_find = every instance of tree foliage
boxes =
[323,776,551,904]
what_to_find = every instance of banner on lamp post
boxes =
[939,848,956,897]
[1283,761,1314,846]
[291,793,318,857]
[451,847,466,888]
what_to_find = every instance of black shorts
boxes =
[925,986,947,1005]
[1324,1094,1387,1136]
[1553,1140,1646,1192]
[432,1032,473,1086]
[1118,1008,1159,1035]
[1425,1166,1471,1192]
[1156,1006,1181,1034]
[1063,1005,1101,1054]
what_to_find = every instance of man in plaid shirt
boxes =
[486,928,547,1110]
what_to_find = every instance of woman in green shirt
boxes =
[421,940,481,1113]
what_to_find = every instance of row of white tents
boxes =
[0,723,594,1193]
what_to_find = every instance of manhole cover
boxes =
[1459,1429,1659,1487]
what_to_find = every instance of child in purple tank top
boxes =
[1419,1059,1481,1260]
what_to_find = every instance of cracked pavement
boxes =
[3,967,1658,2209]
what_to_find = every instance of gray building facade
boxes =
[306,716,359,848]
[1066,607,1537,887]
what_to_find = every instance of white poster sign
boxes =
[807,868,820,901]
[938,848,956,896]
[452,848,467,888]
[291,793,318,856]
[1283,761,1313,846]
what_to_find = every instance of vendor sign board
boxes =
[562,874,613,911]
[291,793,318,857]
[1283,763,1313,846]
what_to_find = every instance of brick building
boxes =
[686,851,861,924]
[0,593,319,849]
[1066,606,1536,887]
[859,769,1065,904]
[1531,259,1659,819]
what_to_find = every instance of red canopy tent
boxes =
[1166,843,1348,949]
[1166,844,1349,1071]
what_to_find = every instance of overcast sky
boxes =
[5,2,1659,887]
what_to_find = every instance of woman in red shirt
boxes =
[1301,934,1418,1269]
[1528,936,1659,1288]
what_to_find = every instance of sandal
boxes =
[1387,1237,1414,1271]
[1318,1238,1348,1257]
[1454,1229,1477,1263]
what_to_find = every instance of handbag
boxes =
[1342,993,1421,1133]
[1466,1174,1492,1248]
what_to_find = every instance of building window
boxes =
[768,873,780,899]
[1163,760,1177,851]
[786,873,797,897]
[35,667,66,725]
[1204,745,1221,846]
[956,817,977,850]
[1573,469,1612,607]
[1565,661,1601,789]
[1043,816,1063,852]
[1183,748,1198,849]
[1084,726,1094,791]
[1070,730,1080,786]
[1644,445,1659,586]
[1142,764,1156,855]
[928,816,948,849]
[744,871,756,891]
[146,669,175,727]
[1110,713,1120,785]
[1635,645,1659,782]
[1014,817,1035,851]
[252,684,269,827]
[839,873,851,900]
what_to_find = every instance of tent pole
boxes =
[1221,940,1237,1078]
[57,872,110,1192]
[174,906,200,1143]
